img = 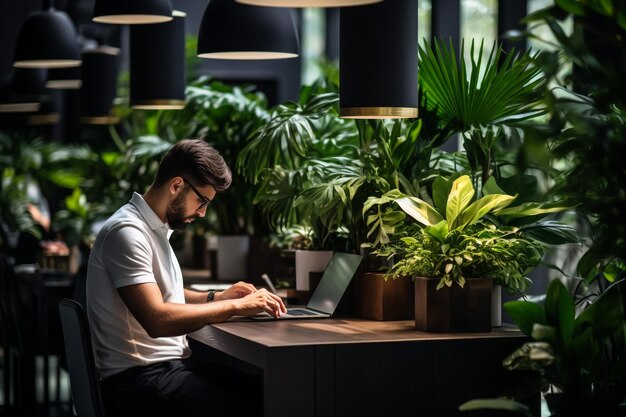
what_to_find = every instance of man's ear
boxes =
[169,177,184,195]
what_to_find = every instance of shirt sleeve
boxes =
[101,225,156,289]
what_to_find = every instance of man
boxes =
[86,139,286,417]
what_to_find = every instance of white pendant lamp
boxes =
[236,0,382,7]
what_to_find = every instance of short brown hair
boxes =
[153,139,232,191]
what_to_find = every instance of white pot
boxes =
[295,250,333,291]
[216,235,250,281]
[491,284,502,327]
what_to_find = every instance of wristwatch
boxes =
[206,290,216,302]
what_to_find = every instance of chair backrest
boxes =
[58,298,106,417]
[0,252,24,351]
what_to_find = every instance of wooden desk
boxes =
[189,319,535,417]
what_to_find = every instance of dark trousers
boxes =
[100,357,262,417]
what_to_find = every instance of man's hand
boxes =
[232,288,287,318]
[214,281,257,301]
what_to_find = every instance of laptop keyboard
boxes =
[287,308,317,316]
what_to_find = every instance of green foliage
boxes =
[419,38,546,184]
[53,188,104,246]
[503,279,626,417]
[0,168,40,244]
[522,0,626,278]
[240,76,446,251]
[370,175,576,292]
[419,38,545,130]
[385,223,543,292]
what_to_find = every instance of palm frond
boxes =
[419,38,546,131]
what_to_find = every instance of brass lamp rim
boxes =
[131,99,186,110]
[27,113,60,125]
[340,106,418,119]
[80,115,121,125]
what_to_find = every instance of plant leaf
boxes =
[395,196,443,227]
[446,175,475,229]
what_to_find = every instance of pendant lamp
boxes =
[237,0,381,7]
[80,47,120,124]
[340,0,418,118]
[130,11,186,109]
[13,3,81,69]
[198,0,298,60]
[46,67,82,89]
[93,0,173,24]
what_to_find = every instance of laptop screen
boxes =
[307,252,363,315]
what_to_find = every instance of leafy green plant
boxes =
[0,168,40,245]
[53,188,104,247]
[419,38,546,185]
[520,0,626,281]
[503,278,626,417]
[370,175,577,292]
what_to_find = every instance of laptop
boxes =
[251,252,363,320]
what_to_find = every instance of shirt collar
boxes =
[129,192,169,234]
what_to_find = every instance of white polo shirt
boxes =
[86,192,190,379]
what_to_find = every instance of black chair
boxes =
[58,298,106,417]
[0,252,26,413]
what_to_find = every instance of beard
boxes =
[166,192,196,231]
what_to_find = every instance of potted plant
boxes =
[371,175,576,331]
[501,278,626,417]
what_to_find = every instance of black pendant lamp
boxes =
[93,0,173,24]
[46,67,82,89]
[198,0,298,60]
[80,47,120,124]
[237,0,381,7]
[340,0,418,118]
[13,1,81,69]
[130,11,186,109]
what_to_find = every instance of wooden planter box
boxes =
[414,277,492,332]
[353,272,414,320]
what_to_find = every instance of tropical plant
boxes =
[0,168,40,246]
[369,175,578,292]
[419,38,546,187]
[502,278,626,417]
[100,78,271,236]
[520,0,626,281]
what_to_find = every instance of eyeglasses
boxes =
[182,177,212,210]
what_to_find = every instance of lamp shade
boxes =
[93,0,173,24]
[13,9,81,69]
[237,0,381,7]
[130,11,186,109]
[340,0,418,118]
[80,47,120,124]
[198,0,299,60]
[46,67,82,89]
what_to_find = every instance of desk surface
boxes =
[191,317,523,348]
